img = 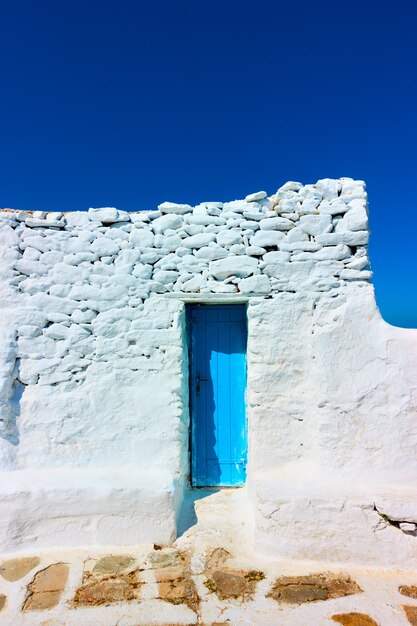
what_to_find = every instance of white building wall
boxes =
[0,178,416,565]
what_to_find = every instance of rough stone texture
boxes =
[399,585,417,599]
[73,554,141,606]
[0,556,40,581]
[267,573,362,604]
[152,549,198,613]
[22,563,68,611]
[73,570,141,606]
[0,178,416,570]
[203,547,264,601]
[205,569,264,601]
[331,614,379,626]
[404,606,417,626]
[90,554,135,575]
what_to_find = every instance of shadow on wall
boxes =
[177,487,221,537]
[1,381,23,446]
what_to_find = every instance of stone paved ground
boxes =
[1,545,417,625]
[1,490,416,625]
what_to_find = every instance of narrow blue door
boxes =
[188,305,247,487]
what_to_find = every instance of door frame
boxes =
[186,303,248,488]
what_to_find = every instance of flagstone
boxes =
[73,571,141,606]
[267,572,362,604]
[331,613,379,625]
[22,563,68,611]
[90,554,136,576]
[403,605,417,626]
[152,549,199,613]
[400,585,417,599]
[0,556,40,581]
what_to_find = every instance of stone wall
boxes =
[0,178,416,565]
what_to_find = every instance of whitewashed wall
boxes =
[0,178,416,565]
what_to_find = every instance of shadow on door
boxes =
[187,304,247,488]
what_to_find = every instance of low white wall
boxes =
[0,178,416,564]
[247,285,417,565]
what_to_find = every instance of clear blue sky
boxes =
[1,1,416,327]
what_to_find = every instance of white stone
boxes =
[51,263,88,284]
[314,178,341,199]
[316,231,369,246]
[277,181,303,193]
[158,202,193,215]
[160,234,182,251]
[18,325,42,338]
[245,246,266,256]
[279,241,322,252]
[18,277,51,294]
[187,214,225,226]
[71,309,97,324]
[209,255,258,280]
[340,178,366,201]
[238,275,271,294]
[250,231,285,247]
[0,225,19,247]
[130,229,155,248]
[152,214,183,233]
[195,246,229,261]
[262,251,291,263]
[279,212,299,222]
[243,210,263,221]
[259,217,294,231]
[105,228,129,240]
[319,200,349,216]
[22,247,41,261]
[64,252,97,265]
[216,230,241,247]
[229,244,246,255]
[183,224,204,237]
[13,259,49,276]
[88,207,119,224]
[115,210,130,222]
[182,233,216,249]
[340,269,373,280]
[43,323,71,341]
[335,200,368,232]
[65,212,91,227]
[345,256,369,270]
[222,200,249,214]
[299,215,332,236]
[90,237,120,257]
[180,275,205,292]
[285,226,309,243]
[40,251,64,267]
[208,280,237,293]
[292,244,351,261]
[245,191,267,202]
[25,218,64,228]
[153,270,179,284]
[141,250,161,264]
[69,285,101,300]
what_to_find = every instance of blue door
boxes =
[188,305,247,487]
